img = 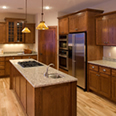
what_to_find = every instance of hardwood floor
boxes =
[0,77,116,116]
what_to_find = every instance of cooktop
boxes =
[18,61,43,68]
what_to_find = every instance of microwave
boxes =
[59,35,68,50]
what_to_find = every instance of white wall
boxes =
[0,12,35,23]
[91,0,116,59]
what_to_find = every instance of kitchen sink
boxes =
[46,73,64,79]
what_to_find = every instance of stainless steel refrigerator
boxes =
[68,33,87,90]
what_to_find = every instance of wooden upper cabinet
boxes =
[5,18,25,43]
[96,12,116,46]
[25,23,35,43]
[69,12,87,33]
[0,23,6,44]
[59,17,68,35]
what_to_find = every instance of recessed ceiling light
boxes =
[2,6,7,9]
[44,6,50,10]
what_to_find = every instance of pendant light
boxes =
[36,0,49,30]
[22,0,31,33]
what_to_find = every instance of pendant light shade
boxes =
[36,21,48,30]
[22,0,31,33]
[36,0,49,30]
[22,27,31,33]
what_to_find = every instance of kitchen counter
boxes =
[0,52,37,57]
[10,59,77,116]
[88,60,116,69]
[10,59,77,88]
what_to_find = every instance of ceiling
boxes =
[0,0,110,15]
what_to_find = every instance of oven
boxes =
[59,35,68,50]
[59,50,68,70]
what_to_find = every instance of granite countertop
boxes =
[88,60,116,69]
[0,52,37,57]
[10,59,77,88]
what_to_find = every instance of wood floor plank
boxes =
[0,77,116,116]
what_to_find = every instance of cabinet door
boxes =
[96,17,108,45]
[59,17,68,35]
[69,12,87,33]
[89,70,99,92]
[76,12,87,32]
[0,23,6,43]
[6,21,15,43]
[16,21,25,43]
[25,24,35,43]
[108,16,116,45]
[69,15,77,32]
[112,77,116,102]
[99,73,111,98]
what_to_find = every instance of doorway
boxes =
[38,26,57,69]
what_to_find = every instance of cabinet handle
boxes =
[103,69,106,72]
[92,66,94,69]
[75,28,78,31]
[98,75,100,77]
[96,74,98,76]
[12,57,14,59]
[62,32,64,34]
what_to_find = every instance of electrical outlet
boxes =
[109,52,111,57]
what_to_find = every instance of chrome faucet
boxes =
[44,63,55,77]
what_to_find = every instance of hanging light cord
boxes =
[25,0,27,25]
[41,0,43,21]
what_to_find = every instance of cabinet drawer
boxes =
[31,55,37,60]
[112,69,116,77]
[0,57,5,61]
[6,56,22,61]
[99,66,111,75]
[89,64,98,72]
[0,62,5,66]
[0,70,5,76]
[22,56,31,59]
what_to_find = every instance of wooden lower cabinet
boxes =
[10,63,77,116]
[112,76,116,102]
[89,63,116,102]
[99,73,111,98]
[0,55,37,77]
[22,55,37,60]
[89,70,99,93]
[5,56,22,75]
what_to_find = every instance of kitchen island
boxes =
[10,59,77,116]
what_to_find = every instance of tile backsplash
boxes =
[0,44,36,53]
[103,46,116,59]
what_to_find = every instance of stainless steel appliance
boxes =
[18,61,43,68]
[59,35,68,50]
[68,33,87,90]
[59,50,68,70]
